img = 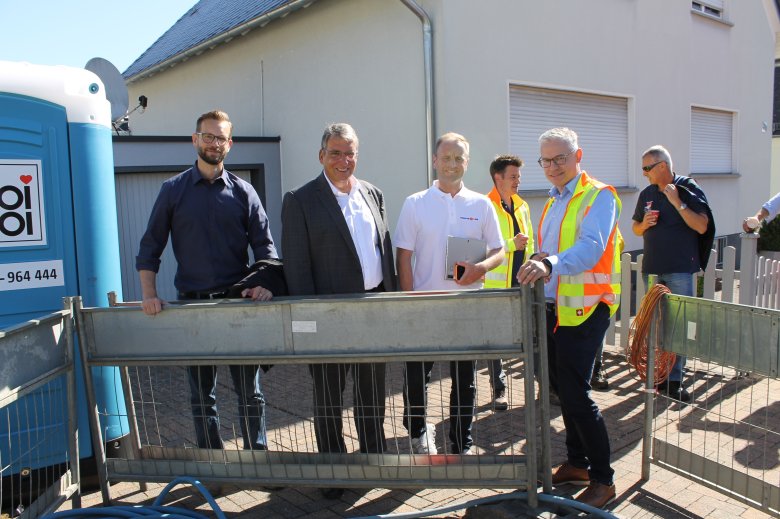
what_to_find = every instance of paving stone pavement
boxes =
[54,345,776,518]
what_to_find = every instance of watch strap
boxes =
[541,257,553,274]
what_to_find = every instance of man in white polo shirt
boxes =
[394,132,504,455]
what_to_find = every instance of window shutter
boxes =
[509,85,628,191]
[698,0,723,10]
[692,1,724,17]
[690,107,733,174]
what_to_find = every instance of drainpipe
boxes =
[399,0,435,187]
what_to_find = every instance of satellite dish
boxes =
[85,57,129,122]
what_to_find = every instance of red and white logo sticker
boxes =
[0,161,46,247]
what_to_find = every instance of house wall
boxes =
[127,0,775,253]
[127,0,427,235]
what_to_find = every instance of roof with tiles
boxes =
[123,0,317,81]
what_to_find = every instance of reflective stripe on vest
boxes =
[484,189,535,288]
[539,171,622,326]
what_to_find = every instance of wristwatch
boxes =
[541,257,553,275]
[678,203,687,212]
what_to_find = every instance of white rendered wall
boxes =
[128,0,775,252]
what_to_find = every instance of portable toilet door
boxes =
[0,61,130,505]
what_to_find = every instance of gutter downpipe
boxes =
[399,0,435,187]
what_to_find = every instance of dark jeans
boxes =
[187,364,267,450]
[403,360,477,453]
[547,303,614,485]
[643,272,692,382]
[488,359,507,395]
[309,363,387,454]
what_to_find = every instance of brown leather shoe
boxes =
[551,462,590,486]
[576,482,616,508]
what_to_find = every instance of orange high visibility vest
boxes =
[538,171,622,326]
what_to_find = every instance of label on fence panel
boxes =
[0,260,64,291]
[292,320,317,333]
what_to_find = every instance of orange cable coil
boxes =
[626,283,676,385]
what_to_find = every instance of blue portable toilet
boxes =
[0,61,129,501]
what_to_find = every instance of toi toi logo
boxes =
[0,162,46,246]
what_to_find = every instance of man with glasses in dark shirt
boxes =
[136,110,278,451]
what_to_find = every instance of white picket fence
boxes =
[611,232,780,351]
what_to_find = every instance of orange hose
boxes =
[626,283,676,385]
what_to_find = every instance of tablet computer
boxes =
[445,236,487,280]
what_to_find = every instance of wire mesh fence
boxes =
[647,294,780,517]
[0,303,80,519]
[124,360,532,456]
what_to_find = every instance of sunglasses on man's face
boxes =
[642,161,664,173]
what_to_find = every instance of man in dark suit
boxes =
[281,123,396,499]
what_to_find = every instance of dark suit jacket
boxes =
[281,172,397,296]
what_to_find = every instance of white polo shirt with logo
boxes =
[394,180,503,291]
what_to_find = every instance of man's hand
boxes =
[142,297,165,316]
[641,210,659,230]
[517,253,551,285]
[454,261,486,286]
[512,232,529,251]
[139,270,164,316]
[242,285,273,301]
[743,209,766,232]
[661,183,682,207]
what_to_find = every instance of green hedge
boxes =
[759,215,780,251]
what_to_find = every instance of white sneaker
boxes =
[410,424,438,454]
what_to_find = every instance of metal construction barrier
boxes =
[75,286,552,509]
[0,300,80,518]
[643,294,780,517]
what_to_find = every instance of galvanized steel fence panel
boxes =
[76,287,550,509]
[644,293,780,517]
[0,302,80,519]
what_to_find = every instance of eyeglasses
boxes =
[642,161,664,173]
[324,149,358,160]
[537,151,574,168]
[196,133,229,146]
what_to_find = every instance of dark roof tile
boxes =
[124,0,303,79]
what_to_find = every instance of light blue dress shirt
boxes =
[539,172,620,300]
[763,191,780,223]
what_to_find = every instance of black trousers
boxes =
[309,362,387,453]
[403,360,476,453]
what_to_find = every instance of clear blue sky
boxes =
[1,1,196,73]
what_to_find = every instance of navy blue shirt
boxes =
[136,165,278,292]
[632,174,709,275]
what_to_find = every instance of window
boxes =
[509,85,629,190]
[690,106,734,174]
[691,0,723,18]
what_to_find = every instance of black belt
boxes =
[178,290,229,300]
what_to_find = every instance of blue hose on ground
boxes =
[352,490,618,519]
[41,477,226,519]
